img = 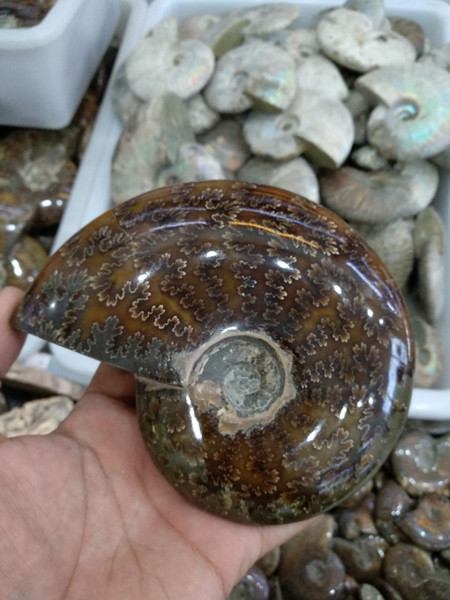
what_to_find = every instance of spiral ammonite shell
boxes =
[13,181,414,524]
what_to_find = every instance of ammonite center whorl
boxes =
[181,331,295,435]
[13,180,415,524]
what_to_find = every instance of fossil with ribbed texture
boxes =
[13,181,414,524]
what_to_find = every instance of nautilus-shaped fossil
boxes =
[13,181,415,524]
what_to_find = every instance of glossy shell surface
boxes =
[14,181,414,524]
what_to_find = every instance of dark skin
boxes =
[0,286,313,599]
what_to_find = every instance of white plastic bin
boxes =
[0,0,122,128]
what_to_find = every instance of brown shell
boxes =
[13,181,414,524]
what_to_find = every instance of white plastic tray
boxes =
[45,0,450,419]
[0,0,121,128]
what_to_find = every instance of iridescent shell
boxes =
[13,181,414,525]
[185,93,220,135]
[198,118,251,173]
[320,161,439,224]
[236,3,301,37]
[156,143,226,186]
[317,8,416,73]
[111,94,195,205]
[202,3,300,57]
[356,63,450,160]
[296,53,348,101]
[238,156,320,203]
[267,28,320,65]
[125,17,215,102]
[179,14,220,41]
[204,40,296,113]
[243,92,354,167]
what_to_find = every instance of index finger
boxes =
[0,286,27,377]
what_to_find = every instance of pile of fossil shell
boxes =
[228,419,450,600]
[110,0,449,391]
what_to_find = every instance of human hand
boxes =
[0,286,313,600]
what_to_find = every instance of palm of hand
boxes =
[0,287,310,599]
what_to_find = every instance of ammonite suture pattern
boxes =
[13,181,415,524]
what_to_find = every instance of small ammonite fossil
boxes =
[13,181,414,524]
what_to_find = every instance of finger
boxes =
[86,362,136,406]
[0,287,26,377]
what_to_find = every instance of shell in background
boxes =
[125,17,215,102]
[384,542,450,600]
[351,145,389,171]
[236,3,301,37]
[201,12,250,57]
[391,430,450,497]
[179,14,220,40]
[156,142,226,186]
[202,4,300,58]
[408,307,443,388]
[238,156,320,202]
[228,567,270,600]
[356,63,450,161]
[389,17,426,57]
[198,118,251,172]
[112,94,195,205]
[320,160,439,224]
[417,238,446,324]
[344,89,371,145]
[244,92,354,167]
[112,125,161,206]
[5,235,48,291]
[413,205,446,324]
[397,495,450,552]
[317,8,416,73]
[268,28,321,65]
[204,40,296,113]
[352,219,415,289]
[111,63,144,127]
[185,93,220,134]
[414,206,445,258]
[418,42,450,71]
[243,108,305,160]
[279,515,346,600]
[296,53,348,101]
[159,93,196,165]
[0,193,36,256]
[124,16,178,94]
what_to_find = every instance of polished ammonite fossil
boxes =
[13,181,415,524]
